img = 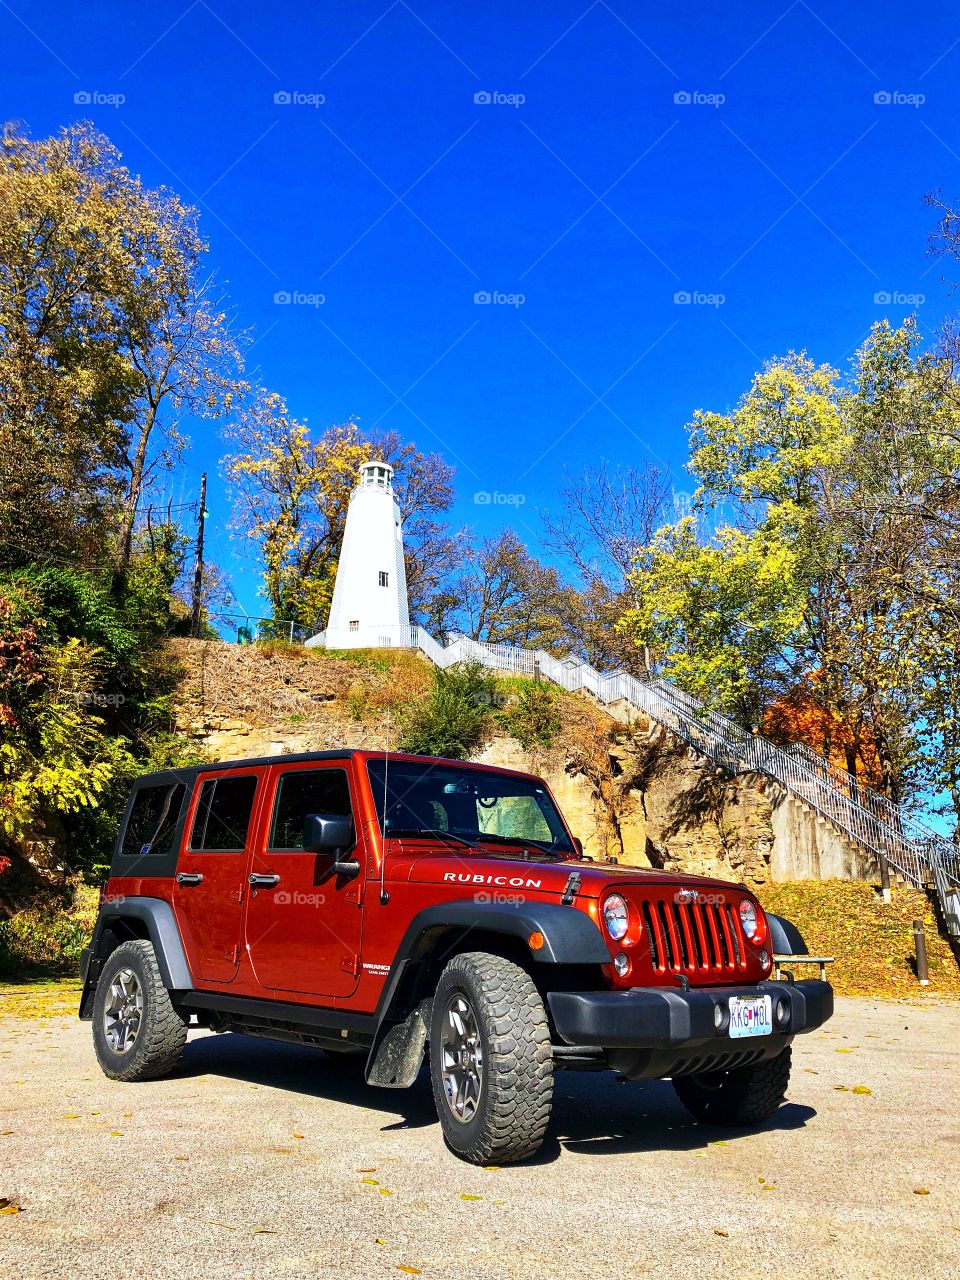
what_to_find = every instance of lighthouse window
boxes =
[349,620,359,632]
[379,571,389,587]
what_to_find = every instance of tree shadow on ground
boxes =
[175,1032,815,1164]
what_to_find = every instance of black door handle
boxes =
[176,872,204,886]
[248,873,280,889]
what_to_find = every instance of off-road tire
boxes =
[92,939,189,1082]
[429,951,553,1165]
[672,1046,792,1126]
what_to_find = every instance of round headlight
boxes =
[603,893,629,941]
[739,898,759,939]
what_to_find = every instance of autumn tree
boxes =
[542,461,670,673]
[0,122,245,582]
[620,321,960,804]
[455,530,567,650]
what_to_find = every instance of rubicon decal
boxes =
[443,872,543,890]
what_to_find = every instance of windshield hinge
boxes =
[561,872,582,906]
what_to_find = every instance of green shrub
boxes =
[0,882,98,978]
[496,679,563,749]
[399,662,496,759]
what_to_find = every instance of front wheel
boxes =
[672,1045,792,1126]
[429,952,553,1164]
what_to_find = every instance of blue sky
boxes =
[3,0,960,614]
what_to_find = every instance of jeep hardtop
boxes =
[80,749,833,1163]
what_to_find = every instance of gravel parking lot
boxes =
[1,994,958,1280]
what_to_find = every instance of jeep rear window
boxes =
[122,782,186,858]
[366,760,574,853]
[189,775,258,852]
[269,768,353,850]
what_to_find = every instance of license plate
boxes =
[728,994,773,1039]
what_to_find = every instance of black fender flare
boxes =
[364,899,610,1087]
[767,912,809,956]
[79,896,194,1018]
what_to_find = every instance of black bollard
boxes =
[912,919,929,986]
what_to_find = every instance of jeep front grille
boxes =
[640,897,748,973]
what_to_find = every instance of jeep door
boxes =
[173,767,267,983]
[244,761,364,998]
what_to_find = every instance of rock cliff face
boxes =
[476,723,774,887]
[170,640,780,885]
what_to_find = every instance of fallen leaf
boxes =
[714,1228,729,1237]
[357,1168,376,1174]
[834,1086,849,1092]
[482,1165,500,1172]
[460,1193,483,1201]
[361,1178,379,1186]
[175,1157,189,1162]
[852,1085,872,1096]
[0,1132,12,1137]
[375,1238,387,1246]
[396,1268,422,1276]
[803,1068,818,1075]
[293,1133,304,1140]
[64,1113,79,1120]
[708,1140,728,1146]
[914,1188,930,1196]
[836,1048,853,1054]
[110,1132,123,1137]
[0,1198,21,1215]
[251,1228,277,1235]
[379,1188,393,1196]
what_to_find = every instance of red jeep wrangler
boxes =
[80,750,832,1163]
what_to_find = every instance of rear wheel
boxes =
[672,1046,792,1126]
[429,952,553,1164]
[92,939,188,1082]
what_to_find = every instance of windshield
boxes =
[366,759,575,855]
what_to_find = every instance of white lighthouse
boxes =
[320,460,410,648]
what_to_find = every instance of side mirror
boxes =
[572,836,583,857]
[303,813,359,878]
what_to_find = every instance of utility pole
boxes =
[191,473,207,639]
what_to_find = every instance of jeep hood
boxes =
[399,847,753,901]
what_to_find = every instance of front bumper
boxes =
[547,979,832,1078]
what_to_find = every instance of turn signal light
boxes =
[528,931,545,951]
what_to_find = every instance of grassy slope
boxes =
[758,880,960,999]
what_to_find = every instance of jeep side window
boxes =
[122,782,186,858]
[189,775,258,852]
[269,768,353,851]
